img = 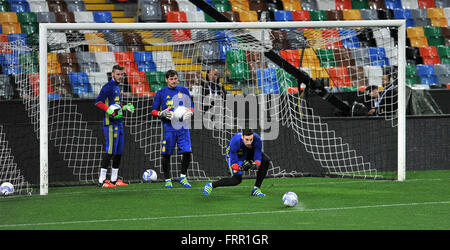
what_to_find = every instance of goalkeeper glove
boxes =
[106,107,122,119]
[239,160,258,171]
[183,109,193,121]
[123,103,135,113]
[158,108,173,120]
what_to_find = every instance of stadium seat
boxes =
[364,65,383,86]
[434,64,450,84]
[368,0,386,9]
[2,23,21,35]
[29,1,49,12]
[36,12,56,23]
[419,46,441,65]
[416,0,435,8]
[323,28,344,48]
[47,0,68,12]
[326,10,344,20]
[140,1,162,22]
[435,0,448,8]
[57,52,78,64]
[401,0,419,9]
[281,0,301,10]
[93,11,113,23]
[280,49,300,67]
[416,64,439,85]
[68,72,93,97]
[300,0,318,10]
[339,28,361,49]
[0,12,18,23]
[10,1,30,12]
[424,26,445,46]
[430,17,448,27]
[222,11,240,21]
[309,10,327,21]
[436,45,450,60]
[444,7,450,18]
[377,9,394,19]
[17,12,37,24]
[360,9,379,20]
[393,8,415,27]
[335,0,352,9]
[343,9,362,20]
[55,11,75,23]
[248,0,267,12]
[292,10,310,21]
[347,65,368,87]
[146,71,166,84]
[229,62,249,80]
[256,68,280,93]
[316,48,337,67]
[384,0,403,9]
[328,66,351,87]
[334,48,356,67]
[274,10,293,21]
[351,0,370,9]
[353,47,370,66]
[66,0,86,12]
[160,0,179,21]
[316,0,334,9]
[49,73,73,96]
[127,71,152,96]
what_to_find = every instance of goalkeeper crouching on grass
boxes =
[203,129,271,197]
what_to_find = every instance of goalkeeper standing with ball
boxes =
[203,129,271,197]
[94,65,135,188]
[151,70,194,188]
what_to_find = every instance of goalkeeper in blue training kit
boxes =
[203,129,271,197]
[94,65,135,188]
[151,70,194,188]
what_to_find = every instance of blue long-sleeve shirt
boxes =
[226,132,263,168]
[151,85,194,132]
[95,79,122,126]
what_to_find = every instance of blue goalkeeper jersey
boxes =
[151,85,194,132]
[226,132,263,168]
[95,79,122,126]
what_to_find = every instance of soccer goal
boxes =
[6,20,406,195]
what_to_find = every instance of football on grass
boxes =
[0,182,14,196]
[142,169,157,182]
[282,192,298,207]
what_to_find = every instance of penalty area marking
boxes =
[0,200,449,229]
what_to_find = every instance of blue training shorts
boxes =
[103,123,124,155]
[161,129,192,155]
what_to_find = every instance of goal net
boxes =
[4,20,405,195]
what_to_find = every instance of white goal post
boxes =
[38,20,406,195]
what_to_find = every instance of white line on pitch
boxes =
[0,200,449,229]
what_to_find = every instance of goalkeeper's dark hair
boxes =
[165,69,178,79]
[242,128,253,136]
[112,65,124,72]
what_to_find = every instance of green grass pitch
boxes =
[1,170,449,230]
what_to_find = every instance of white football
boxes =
[172,106,189,121]
[142,169,157,182]
[282,192,298,207]
[109,104,123,116]
[1,182,14,196]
